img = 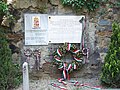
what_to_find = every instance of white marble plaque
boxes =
[48,16,84,43]
[24,14,48,45]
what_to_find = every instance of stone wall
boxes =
[6,0,120,79]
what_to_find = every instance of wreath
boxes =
[53,43,87,80]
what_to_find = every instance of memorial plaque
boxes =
[24,14,84,45]
[48,16,84,43]
[24,14,48,45]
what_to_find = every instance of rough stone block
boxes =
[13,22,22,33]
[50,0,59,5]
[100,53,107,63]
[98,19,111,26]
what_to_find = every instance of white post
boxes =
[23,62,29,90]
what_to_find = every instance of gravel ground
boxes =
[14,77,103,90]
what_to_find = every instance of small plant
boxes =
[0,1,15,27]
[0,1,8,15]
[0,1,8,23]
[61,0,101,11]
[101,22,120,88]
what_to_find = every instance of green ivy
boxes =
[61,0,101,11]
[101,22,120,88]
[0,1,8,15]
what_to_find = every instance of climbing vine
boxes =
[61,0,101,11]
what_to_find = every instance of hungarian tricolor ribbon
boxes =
[67,43,71,51]
[58,65,64,70]
[58,78,67,85]
[51,83,67,90]
[70,81,102,90]
[63,63,67,80]
[57,49,62,56]
[73,56,82,62]
[73,49,80,53]
[54,56,61,62]
[58,63,73,80]
[51,80,101,90]
[66,64,72,80]
[73,64,77,69]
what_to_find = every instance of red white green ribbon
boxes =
[50,80,101,90]
[57,49,62,56]
[51,83,67,90]
[58,65,64,70]
[67,43,71,51]
[73,64,77,69]
[67,64,72,71]
[66,64,72,80]
[73,56,82,62]
[58,63,73,80]
[54,56,61,62]
[58,78,67,85]
[73,49,80,53]
[63,63,67,79]
[70,81,102,90]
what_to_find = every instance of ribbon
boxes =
[54,56,61,62]
[63,63,67,80]
[51,83,67,90]
[58,64,64,70]
[58,63,73,80]
[57,49,62,56]
[66,64,72,80]
[58,78,67,85]
[50,80,101,90]
[73,49,80,53]
[73,56,82,62]
[67,43,71,51]
[73,64,77,69]
[67,64,72,71]
[70,81,102,90]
